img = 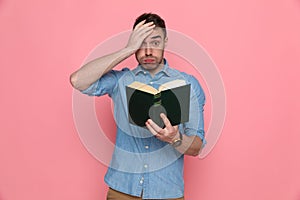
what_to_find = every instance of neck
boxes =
[148,63,165,77]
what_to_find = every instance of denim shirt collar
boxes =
[132,59,171,77]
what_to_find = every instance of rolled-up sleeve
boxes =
[81,68,129,97]
[183,75,206,146]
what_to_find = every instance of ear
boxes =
[164,36,168,47]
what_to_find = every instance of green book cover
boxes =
[126,80,190,128]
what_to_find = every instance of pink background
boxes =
[1,0,300,199]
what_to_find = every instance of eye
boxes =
[151,41,160,46]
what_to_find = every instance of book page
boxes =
[127,81,158,94]
[159,79,186,91]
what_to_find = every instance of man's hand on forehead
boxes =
[126,20,156,52]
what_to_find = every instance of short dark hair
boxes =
[133,13,167,37]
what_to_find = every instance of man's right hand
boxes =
[126,20,155,52]
[70,20,155,91]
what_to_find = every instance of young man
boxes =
[70,13,205,200]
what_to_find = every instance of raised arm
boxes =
[70,20,155,91]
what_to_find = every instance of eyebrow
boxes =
[150,35,162,40]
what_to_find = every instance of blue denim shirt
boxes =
[82,60,205,199]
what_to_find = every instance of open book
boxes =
[126,80,190,128]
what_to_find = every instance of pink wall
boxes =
[1,0,300,199]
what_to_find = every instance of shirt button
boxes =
[144,71,147,74]
[149,82,153,85]
[140,177,144,184]
[144,164,148,168]
[145,145,149,149]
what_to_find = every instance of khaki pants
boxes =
[107,188,184,200]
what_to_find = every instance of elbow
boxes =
[70,72,91,91]
[190,148,201,157]
[185,138,203,157]
[184,146,201,157]
[70,72,84,91]
[70,72,78,88]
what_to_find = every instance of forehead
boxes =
[144,28,165,42]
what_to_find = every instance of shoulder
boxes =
[170,68,205,98]
[169,68,201,85]
[107,67,131,79]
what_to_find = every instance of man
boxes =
[70,13,205,200]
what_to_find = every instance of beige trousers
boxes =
[106,188,184,200]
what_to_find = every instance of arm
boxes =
[146,113,203,156]
[70,20,155,91]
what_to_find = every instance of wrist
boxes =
[170,131,182,147]
[171,131,180,141]
[124,46,137,54]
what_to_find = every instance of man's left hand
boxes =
[145,113,180,143]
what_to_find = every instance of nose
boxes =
[144,46,152,56]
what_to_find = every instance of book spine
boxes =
[153,93,162,105]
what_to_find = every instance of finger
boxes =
[145,120,158,136]
[139,28,154,40]
[134,20,146,30]
[160,113,172,128]
[135,24,155,35]
[147,119,164,134]
[131,25,155,43]
[141,21,154,28]
[134,20,154,30]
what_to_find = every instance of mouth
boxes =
[143,58,156,64]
